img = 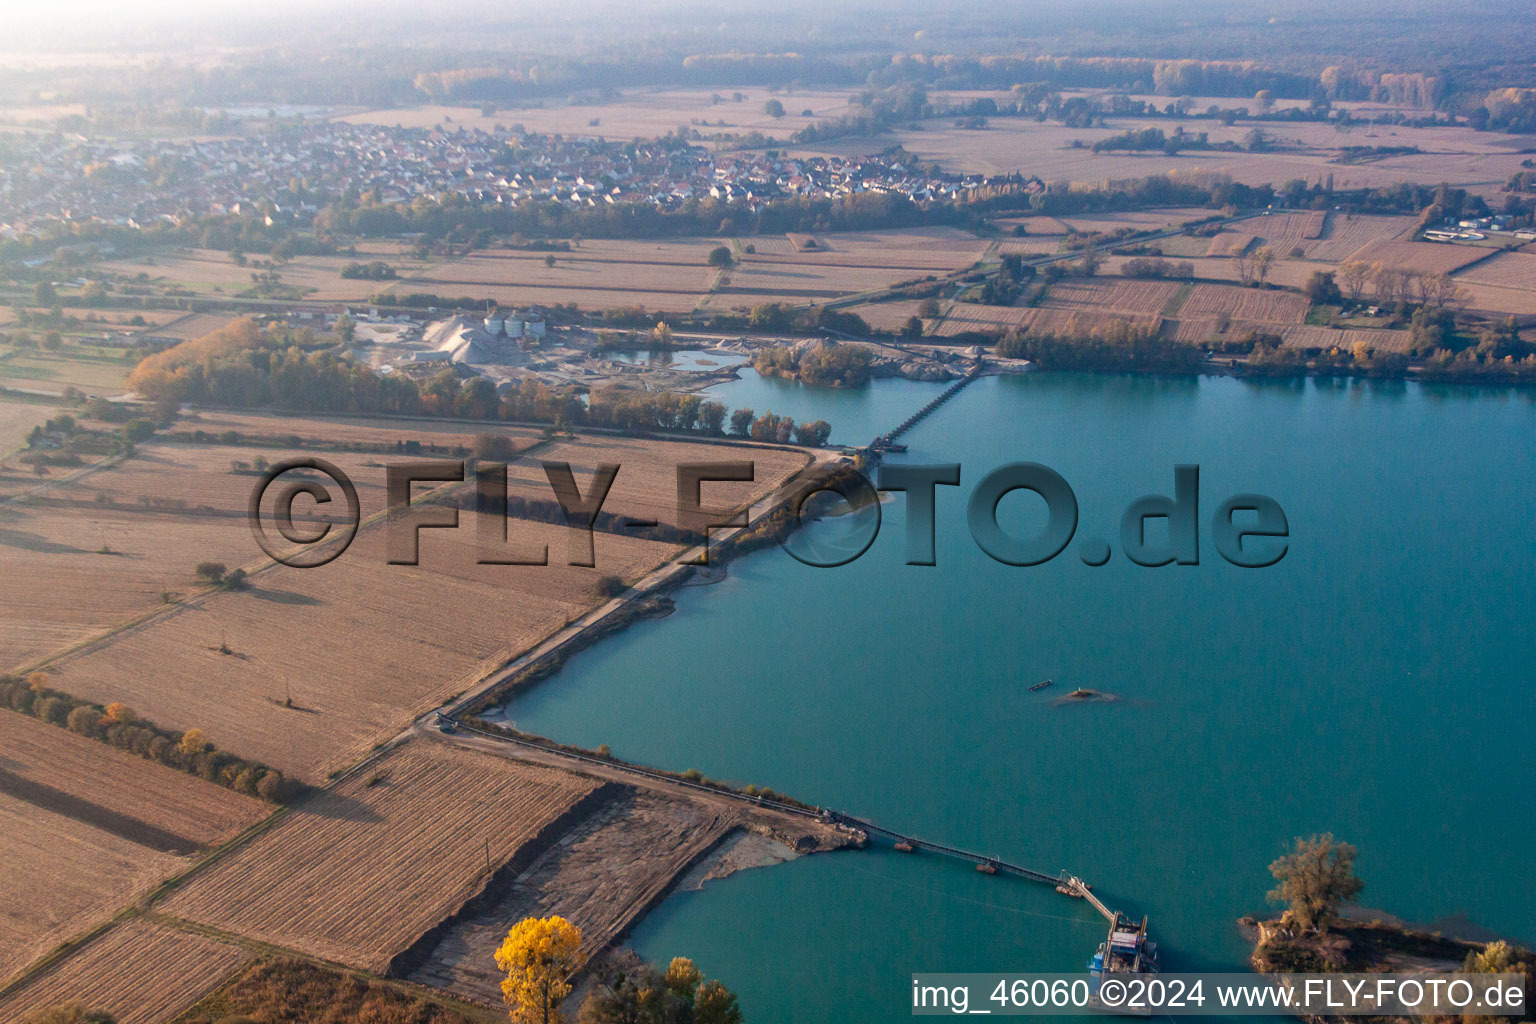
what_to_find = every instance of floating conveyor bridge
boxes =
[823,810,1117,924]
[870,365,985,452]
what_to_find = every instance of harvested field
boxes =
[1450,251,1536,315]
[0,711,266,851]
[40,516,681,782]
[174,408,545,453]
[0,792,182,984]
[1454,282,1536,317]
[713,228,986,307]
[1023,307,1161,334]
[1056,207,1215,235]
[0,398,55,459]
[993,236,1066,256]
[1164,318,1228,344]
[411,787,738,1004]
[0,442,470,670]
[1180,284,1309,324]
[1041,278,1183,316]
[1277,324,1413,353]
[704,262,901,303]
[1146,233,1215,258]
[42,444,440,521]
[98,244,425,304]
[740,236,795,256]
[1206,231,1255,258]
[28,431,804,780]
[144,313,241,343]
[1209,212,1331,258]
[1304,215,1420,262]
[933,304,1160,338]
[335,89,852,142]
[0,919,251,1024]
[0,348,134,394]
[1347,240,1496,276]
[0,506,266,670]
[993,216,1071,235]
[162,742,604,971]
[1454,250,1536,289]
[811,116,1528,191]
[931,304,1034,337]
[404,241,723,312]
[841,299,947,332]
[1104,254,1330,291]
[516,433,811,532]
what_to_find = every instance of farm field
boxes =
[1163,318,1228,344]
[412,787,739,1004]
[1276,324,1414,353]
[0,506,263,671]
[793,116,1529,193]
[0,397,55,455]
[933,303,1160,338]
[37,514,682,782]
[0,425,538,670]
[0,711,267,849]
[992,236,1066,256]
[1055,207,1217,235]
[161,742,605,971]
[177,408,545,453]
[1301,214,1420,262]
[335,87,856,143]
[841,299,947,332]
[1148,234,1219,258]
[709,228,987,309]
[1453,282,1536,317]
[0,791,183,984]
[1103,255,1332,290]
[10,427,806,778]
[143,313,242,343]
[0,919,251,1024]
[520,433,811,532]
[992,215,1072,235]
[1346,239,1496,276]
[0,347,135,395]
[1179,283,1310,324]
[48,444,404,519]
[1040,278,1184,316]
[1205,211,1328,259]
[406,241,725,312]
[1455,250,1536,289]
[97,243,426,303]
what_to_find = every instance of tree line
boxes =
[996,316,1203,374]
[0,673,301,803]
[126,318,836,444]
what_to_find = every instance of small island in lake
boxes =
[1242,834,1532,1022]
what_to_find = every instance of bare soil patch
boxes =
[410,787,739,1004]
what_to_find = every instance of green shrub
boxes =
[234,767,261,796]
[37,696,72,726]
[65,705,103,738]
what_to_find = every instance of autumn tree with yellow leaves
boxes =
[497,916,583,1024]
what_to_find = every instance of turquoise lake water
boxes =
[509,371,1536,1021]
[605,348,749,372]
